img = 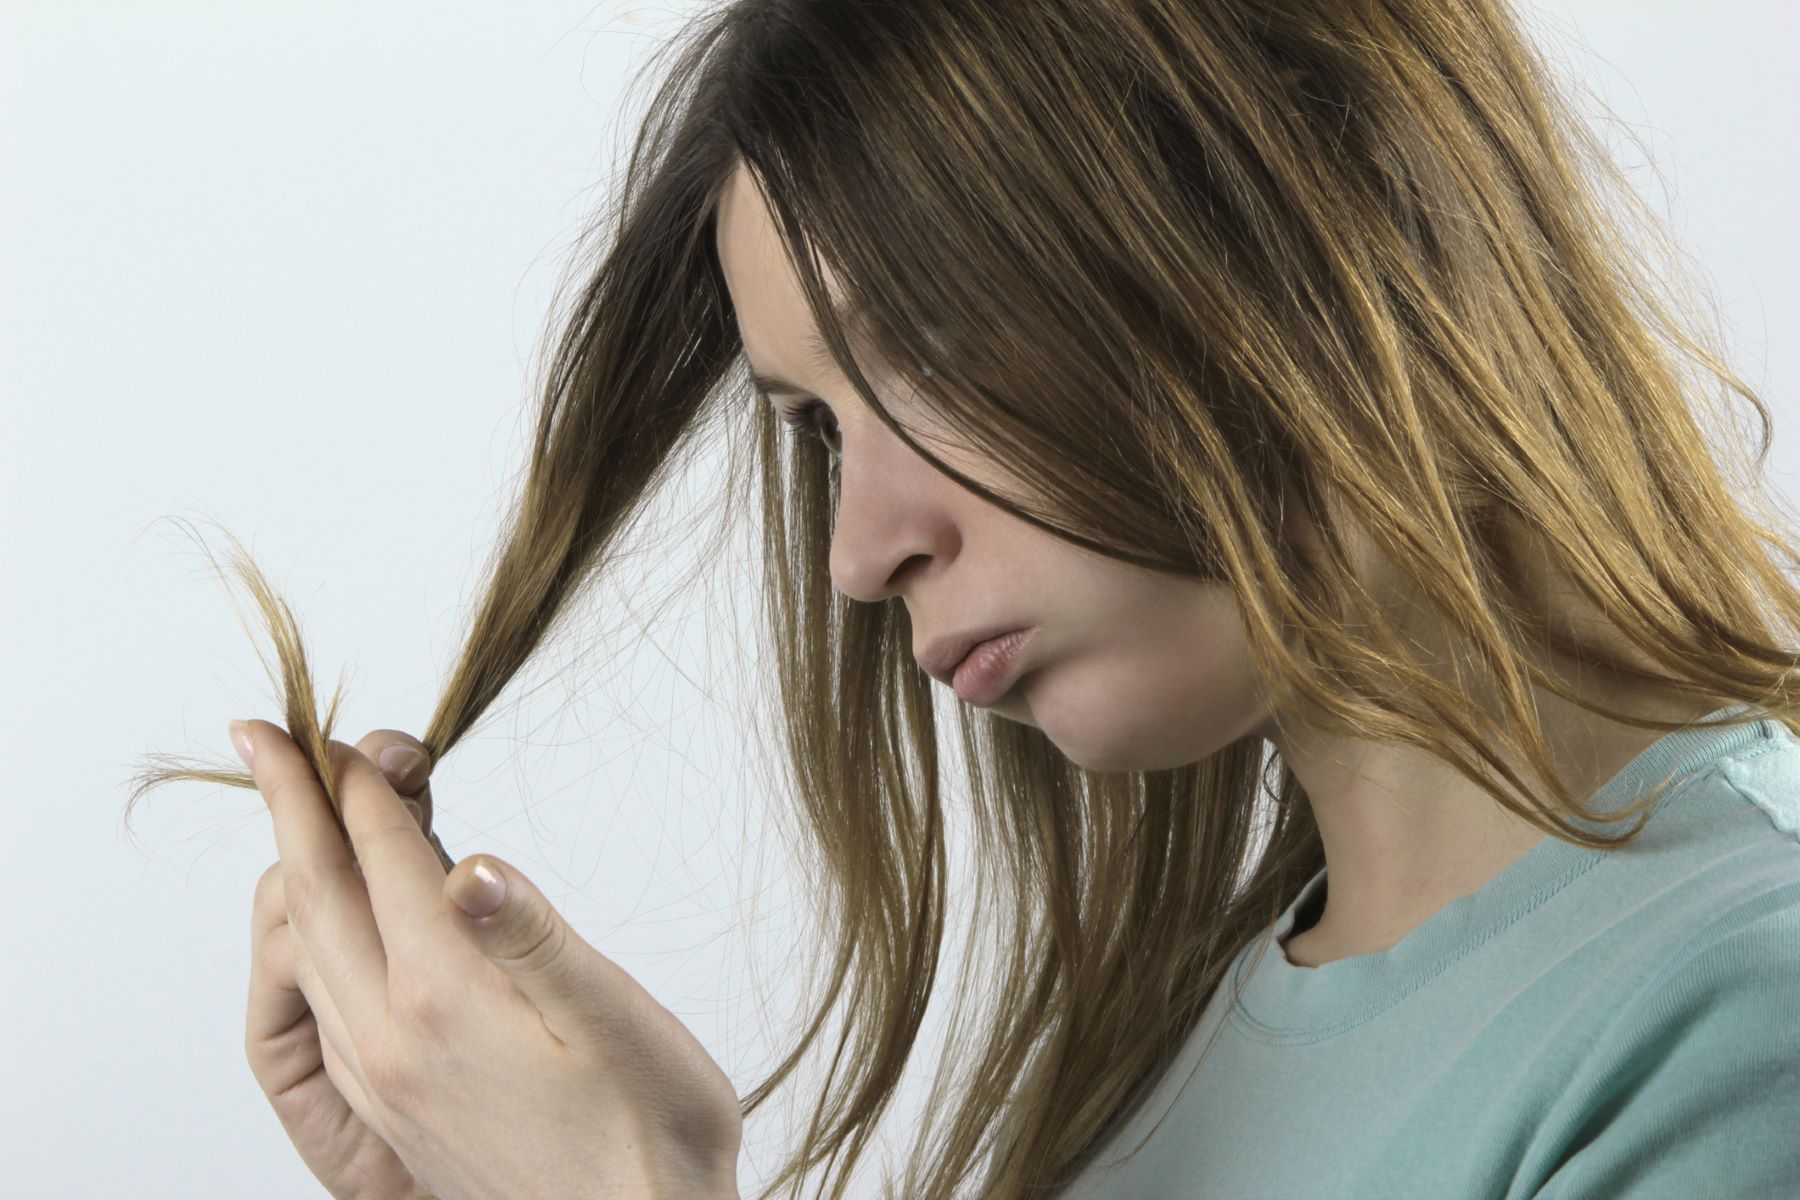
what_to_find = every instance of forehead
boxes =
[715,166,863,322]
[713,165,783,272]
[716,171,884,401]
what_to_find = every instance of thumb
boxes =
[447,855,592,1000]
[448,855,510,920]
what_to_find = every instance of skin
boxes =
[241,721,743,1198]
[713,161,1724,969]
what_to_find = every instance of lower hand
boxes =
[235,720,743,1200]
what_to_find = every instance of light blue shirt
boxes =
[1059,702,1800,1198]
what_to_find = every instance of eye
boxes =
[778,399,842,457]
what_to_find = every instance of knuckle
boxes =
[263,774,313,812]
[280,868,324,923]
[357,1031,432,1114]
[252,925,293,982]
[388,975,430,1019]
[579,976,655,1050]
[253,862,284,913]
[389,978,453,1039]
[291,938,318,991]
[494,915,570,976]
[244,1037,282,1092]
[358,1043,418,1110]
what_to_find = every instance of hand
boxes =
[246,728,451,1200]
[235,720,743,1200]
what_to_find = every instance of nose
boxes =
[827,413,962,604]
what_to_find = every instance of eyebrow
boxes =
[748,363,815,399]
[746,298,868,399]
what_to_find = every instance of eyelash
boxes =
[778,399,841,455]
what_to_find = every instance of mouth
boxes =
[936,626,1036,708]
[918,625,1023,686]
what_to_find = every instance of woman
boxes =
[136,0,1800,1196]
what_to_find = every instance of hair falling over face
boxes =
[129,2,1800,1197]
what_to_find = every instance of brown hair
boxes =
[128,1,1800,1195]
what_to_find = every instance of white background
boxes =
[2,1,1794,1196]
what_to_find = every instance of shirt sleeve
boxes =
[1532,901,1800,1199]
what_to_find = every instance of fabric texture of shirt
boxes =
[1057,701,1800,1199]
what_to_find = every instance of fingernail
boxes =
[453,861,506,918]
[378,744,425,784]
[229,720,256,769]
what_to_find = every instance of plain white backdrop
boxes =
[2,2,1794,1196]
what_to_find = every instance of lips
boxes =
[917,625,1032,686]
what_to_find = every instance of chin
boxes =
[1056,746,1145,774]
[1037,699,1233,774]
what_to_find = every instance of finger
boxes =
[354,732,453,878]
[290,924,382,1122]
[248,862,361,1074]
[317,1011,387,1139]
[355,728,432,810]
[247,863,310,1050]
[442,854,631,1048]
[344,731,448,871]
[318,737,472,985]
[426,828,456,874]
[246,868,368,1122]
[262,921,361,1088]
[350,730,449,874]
[237,721,392,1029]
[326,734,461,927]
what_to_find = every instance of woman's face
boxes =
[714,162,1281,771]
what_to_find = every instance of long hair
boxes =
[128,1,1800,1195]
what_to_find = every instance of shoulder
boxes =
[1636,888,1800,1028]
[1530,889,1800,1198]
